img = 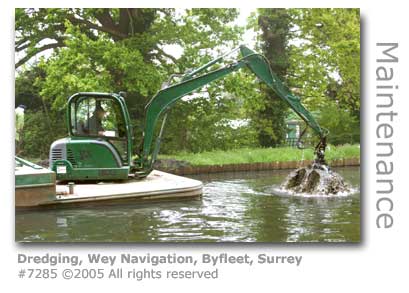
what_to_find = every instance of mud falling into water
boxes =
[281,163,351,196]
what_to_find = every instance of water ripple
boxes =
[16,167,360,242]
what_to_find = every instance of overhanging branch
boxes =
[155,46,178,64]
[15,42,65,69]
[67,14,128,40]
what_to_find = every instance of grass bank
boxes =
[159,144,360,166]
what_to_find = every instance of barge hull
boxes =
[16,170,202,209]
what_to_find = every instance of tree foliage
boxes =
[15,8,247,156]
[286,8,360,144]
[253,8,291,147]
[15,8,360,158]
[288,8,360,117]
[16,9,242,109]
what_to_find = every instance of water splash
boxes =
[276,163,353,197]
[298,148,305,168]
[273,135,354,197]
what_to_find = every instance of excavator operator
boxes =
[84,105,106,136]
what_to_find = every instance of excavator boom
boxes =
[239,46,324,136]
[133,45,327,177]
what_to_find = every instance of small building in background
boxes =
[284,110,320,147]
[285,118,302,147]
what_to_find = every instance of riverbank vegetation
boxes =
[159,144,360,166]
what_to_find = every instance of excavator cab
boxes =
[50,93,134,181]
[70,95,126,139]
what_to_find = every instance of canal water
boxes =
[15,167,360,242]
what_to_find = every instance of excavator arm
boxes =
[133,45,327,177]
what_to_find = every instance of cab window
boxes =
[71,97,126,138]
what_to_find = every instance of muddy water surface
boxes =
[16,167,360,242]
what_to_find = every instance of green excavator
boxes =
[49,45,328,181]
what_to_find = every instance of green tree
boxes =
[15,65,45,111]
[288,8,360,117]
[15,65,68,157]
[316,101,359,145]
[16,9,242,109]
[15,8,245,156]
[246,8,291,147]
[19,110,67,159]
[286,8,360,144]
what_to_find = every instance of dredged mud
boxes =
[281,163,351,195]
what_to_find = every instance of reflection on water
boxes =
[15,167,360,242]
